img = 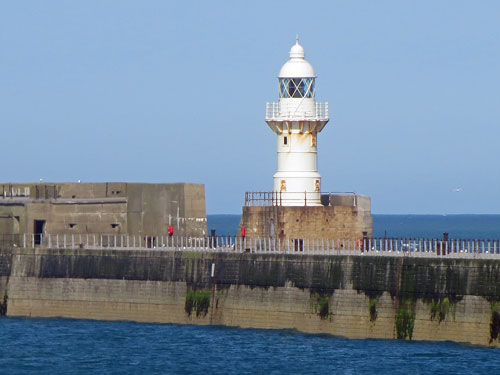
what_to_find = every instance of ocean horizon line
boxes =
[207,213,500,216]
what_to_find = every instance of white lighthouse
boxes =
[265,39,329,206]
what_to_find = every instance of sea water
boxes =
[1,215,499,374]
[1,317,499,374]
[207,214,500,239]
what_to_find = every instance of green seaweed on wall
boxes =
[492,302,499,313]
[0,292,7,316]
[184,287,211,317]
[430,299,438,320]
[395,299,415,340]
[490,302,500,344]
[430,297,453,323]
[369,297,378,322]
[310,292,331,320]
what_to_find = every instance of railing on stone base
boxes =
[6,233,500,260]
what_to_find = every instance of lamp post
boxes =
[169,200,180,231]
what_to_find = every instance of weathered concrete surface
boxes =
[0,182,207,237]
[2,247,500,347]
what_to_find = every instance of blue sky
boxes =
[1,1,499,214]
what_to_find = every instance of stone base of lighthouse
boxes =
[238,194,373,242]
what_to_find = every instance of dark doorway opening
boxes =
[34,220,45,246]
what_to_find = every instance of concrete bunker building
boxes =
[0,182,207,242]
[239,39,372,241]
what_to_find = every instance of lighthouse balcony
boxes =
[265,102,329,121]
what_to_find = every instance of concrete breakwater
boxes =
[1,246,500,347]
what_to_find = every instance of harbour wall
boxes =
[1,246,500,347]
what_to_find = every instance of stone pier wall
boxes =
[1,246,500,347]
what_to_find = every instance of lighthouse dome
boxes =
[278,40,316,78]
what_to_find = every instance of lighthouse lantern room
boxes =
[265,38,330,206]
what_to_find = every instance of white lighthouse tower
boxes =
[265,38,329,206]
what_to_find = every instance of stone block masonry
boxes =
[1,246,500,347]
[239,196,372,241]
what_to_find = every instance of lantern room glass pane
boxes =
[279,78,315,98]
[288,79,297,97]
[279,79,290,98]
[303,78,315,98]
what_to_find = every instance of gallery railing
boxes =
[265,102,329,120]
[6,233,500,260]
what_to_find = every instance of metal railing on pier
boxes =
[0,234,22,248]
[245,191,282,206]
[5,233,500,260]
[244,191,356,207]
